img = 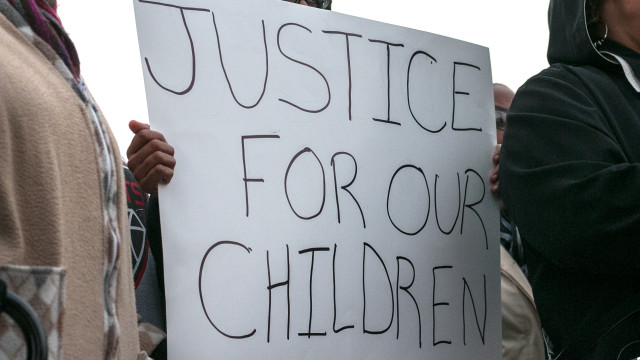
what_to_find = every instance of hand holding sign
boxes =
[127,120,176,197]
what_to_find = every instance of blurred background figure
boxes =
[493,83,510,146]
[492,83,545,360]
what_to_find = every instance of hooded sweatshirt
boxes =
[500,0,640,358]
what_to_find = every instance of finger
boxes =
[127,129,169,160]
[490,180,500,195]
[489,164,500,185]
[133,149,176,180]
[139,164,175,197]
[129,120,150,134]
[492,144,501,165]
[128,138,175,172]
[131,149,176,188]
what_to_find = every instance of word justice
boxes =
[139,0,486,133]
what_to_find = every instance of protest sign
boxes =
[133,0,501,358]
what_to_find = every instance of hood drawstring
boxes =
[601,51,640,93]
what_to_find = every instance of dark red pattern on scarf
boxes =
[16,0,80,80]
[35,0,60,24]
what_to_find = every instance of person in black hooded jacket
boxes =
[499,0,640,358]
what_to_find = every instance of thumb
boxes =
[129,120,150,134]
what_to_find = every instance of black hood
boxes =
[547,0,640,92]
[546,0,611,66]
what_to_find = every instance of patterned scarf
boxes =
[6,0,80,80]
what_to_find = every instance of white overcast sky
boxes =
[58,0,549,156]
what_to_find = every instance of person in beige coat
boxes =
[0,0,154,358]
[491,84,545,359]
[500,247,545,359]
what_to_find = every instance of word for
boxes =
[242,135,487,247]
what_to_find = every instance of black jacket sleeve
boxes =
[146,196,166,301]
[500,67,640,275]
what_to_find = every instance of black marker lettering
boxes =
[452,62,482,132]
[333,244,355,333]
[331,152,365,228]
[407,50,444,133]
[432,265,453,346]
[284,147,326,220]
[241,135,280,217]
[363,242,394,335]
[212,14,268,108]
[322,30,363,120]
[278,23,331,113]
[368,39,404,126]
[462,275,487,345]
[139,1,208,95]
[198,240,256,339]
[387,165,430,236]
[396,256,421,348]
[461,169,488,249]
[434,173,461,235]
[266,244,290,342]
[298,247,330,338]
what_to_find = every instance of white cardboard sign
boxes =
[133,1,501,358]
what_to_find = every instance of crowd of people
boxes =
[1,0,639,358]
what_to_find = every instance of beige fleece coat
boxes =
[0,13,142,359]
[501,245,546,360]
